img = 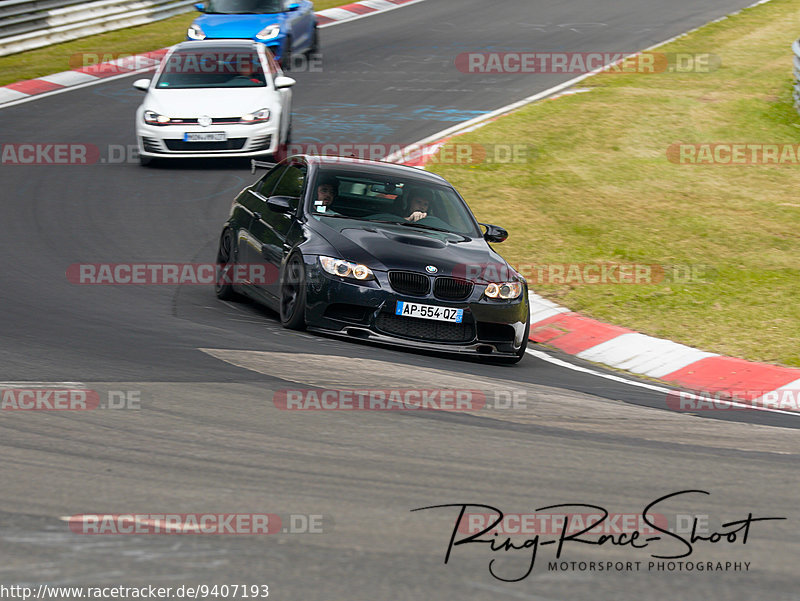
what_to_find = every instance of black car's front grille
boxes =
[375,313,474,343]
[164,139,247,151]
[388,271,430,296]
[433,277,474,301]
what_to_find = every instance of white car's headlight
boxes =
[256,24,281,40]
[485,282,523,299]
[319,257,374,281]
[187,24,206,40]
[144,110,171,125]
[240,108,271,123]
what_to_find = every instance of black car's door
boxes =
[237,164,288,295]
[249,160,307,300]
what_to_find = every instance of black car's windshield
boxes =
[206,0,283,14]
[309,168,483,237]
[156,49,268,88]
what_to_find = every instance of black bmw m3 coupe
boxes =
[215,155,530,362]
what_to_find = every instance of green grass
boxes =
[0,0,346,86]
[429,0,800,366]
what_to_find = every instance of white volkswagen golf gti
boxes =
[133,40,295,165]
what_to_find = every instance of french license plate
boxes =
[183,132,226,142]
[396,301,463,323]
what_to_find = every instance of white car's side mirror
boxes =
[133,78,151,91]
[274,76,296,89]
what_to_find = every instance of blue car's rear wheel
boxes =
[307,26,319,56]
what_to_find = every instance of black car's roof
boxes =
[297,155,450,185]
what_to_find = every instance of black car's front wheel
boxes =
[215,229,241,301]
[280,253,306,330]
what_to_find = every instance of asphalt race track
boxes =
[1,0,798,599]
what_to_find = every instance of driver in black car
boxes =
[404,188,432,223]
[314,177,339,213]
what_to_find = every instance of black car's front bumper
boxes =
[302,258,529,358]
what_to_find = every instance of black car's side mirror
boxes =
[267,196,296,213]
[480,223,508,243]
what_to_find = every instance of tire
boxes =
[284,118,292,145]
[272,118,291,162]
[139,154,154,167]
[279,253,306,330]
[307,26,319,56]
[215,229,241,301]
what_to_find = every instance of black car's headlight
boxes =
[319,257,374,281]
[256,24,281,40]
[240,108,270,123]
[485,282,523,299]
[187,24,206,40]
[144,110,171,125]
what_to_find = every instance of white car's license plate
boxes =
[183,132,226,142]
[395,301,463,323]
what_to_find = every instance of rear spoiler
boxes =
[250,159,276,174]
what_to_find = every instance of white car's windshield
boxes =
[205,0,284,14]
[156,50,268,89]
[310,168,483,237]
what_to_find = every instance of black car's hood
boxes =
[311,217,513,281]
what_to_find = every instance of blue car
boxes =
[188,0,318,67]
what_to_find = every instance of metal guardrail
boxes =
[793,38,800,113]
[0,0,195,56]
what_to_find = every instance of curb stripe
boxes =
[6,79,63,95]
[39,71,100,86]
[529,313,634,355]
[318,7,365,20]
[660,356,800,397]
[338,3,378,14]
[576,332,718,379]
